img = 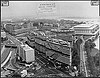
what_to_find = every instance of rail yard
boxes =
[1,18,99,77]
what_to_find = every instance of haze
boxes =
[1,1,99,20]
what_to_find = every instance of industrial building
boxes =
[74,24,99,36]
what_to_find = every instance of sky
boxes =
[1,1,99,20]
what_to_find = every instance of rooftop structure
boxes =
[21,44,33,51]
[74,24,99,35]
[21,44,35,63]
[74,24,98,29]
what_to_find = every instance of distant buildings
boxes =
[1,30,8,42]
[4,22,36,36]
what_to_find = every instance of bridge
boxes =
[1,33,23,68]
[1,47,12,68]
[6,33,22,46]
[1,40,17,68]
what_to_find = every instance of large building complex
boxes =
[74,24,99,36]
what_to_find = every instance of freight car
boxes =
[50,28,74,42]
[26,32,72,67]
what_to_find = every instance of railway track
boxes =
[25,40,72,77]
[4,33,71,77]
[35,50,71,77]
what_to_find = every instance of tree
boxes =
[84,39,97,77]
[72,38,83,69]
[90,43,96,49]
[40,22,44,26]
[33,22,39,26]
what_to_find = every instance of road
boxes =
[5,33,71,77]
[1,45,5,55]
[1,47,12,68]
[6,33,22,46]
[1,40,15,68]
[79,35,99,77]
[1,33,22,69]
[80,41,88,77]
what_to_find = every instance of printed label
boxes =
[1,1,9,6]
[91,0,99,6]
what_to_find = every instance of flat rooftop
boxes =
[74,24,99,29]
[21,44,34,51]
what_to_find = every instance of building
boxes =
[1,30,6,38]
[74,24,99,36]
[1,30,8,42]
[27,32,72,66]
[20,44,35,63]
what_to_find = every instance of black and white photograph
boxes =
[1,0,100,77]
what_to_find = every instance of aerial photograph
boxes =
[1,1,100,77]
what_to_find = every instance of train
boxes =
[26,31,72,67]
[50,28,74,42]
